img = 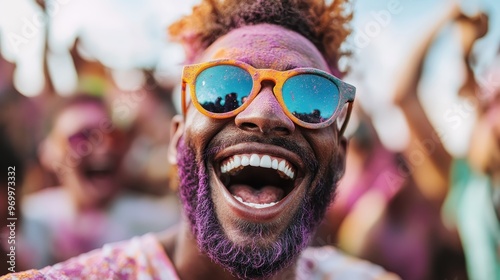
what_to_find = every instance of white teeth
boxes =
[233,156,241,168]
[278,160,286,172]
[250,154,260,166]
[272,159,278,170]
[260,155,272,168]
[221,154,296,179]
[241,156,250,166]
[234,195,278,209]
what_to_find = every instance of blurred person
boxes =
[4,0,401,279]
[68,42,179,196]
[442,50,500,280]
[314,3,480,280]
[316,109,404,243]
[37,95,126,213]
[391,6,495,280]
[316,111,466,280]
[19,94,180,269]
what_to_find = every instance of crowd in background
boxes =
[1,0,499,279]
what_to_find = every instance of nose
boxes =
[92,131,122,156]
[235,84,295,135]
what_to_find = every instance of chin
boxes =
[176,138,341,279]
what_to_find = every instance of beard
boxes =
[176,136,342,279]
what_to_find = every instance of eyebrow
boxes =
[236,58,301,71]
[282,63,300,71]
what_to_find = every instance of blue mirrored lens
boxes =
[282,74,339,123]
[195,65,253,113]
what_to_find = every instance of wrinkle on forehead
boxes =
[200,24,330,72]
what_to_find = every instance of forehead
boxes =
[200,24,330,72]
[54,103,107,137]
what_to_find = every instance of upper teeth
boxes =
[221,154,295,179]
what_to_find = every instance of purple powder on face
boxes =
[176,137,341,279]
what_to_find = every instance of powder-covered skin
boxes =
[176,136,342,279]
[174,23,347,279]
[197,24,337,124]
[202,24,331,73]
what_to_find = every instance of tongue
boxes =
[229,185,284,204]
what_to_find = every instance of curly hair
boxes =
[168,0,353,74]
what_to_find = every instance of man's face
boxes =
[171,24,346,278]
[50,102,125,207]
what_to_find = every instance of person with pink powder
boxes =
[3,0,400,279]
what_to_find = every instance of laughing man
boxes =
[4,0,400,279]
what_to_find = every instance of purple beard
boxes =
[176,137,341,279]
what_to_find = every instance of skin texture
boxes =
[164,24,347,279]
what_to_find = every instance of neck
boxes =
[159,217,298,280]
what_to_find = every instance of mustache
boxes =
[203,134,318,172]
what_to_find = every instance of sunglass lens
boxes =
[195,65,253,113]
[282,74,339,123]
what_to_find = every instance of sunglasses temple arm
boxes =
[181,80,188,116]
[339,102,353,137]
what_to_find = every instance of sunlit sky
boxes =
[1,0,499,154]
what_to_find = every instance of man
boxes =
[18,95,179,269]
[38,95,126,210]
[4,0,399,279]
[443,52,500,280]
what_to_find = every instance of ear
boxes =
[167,114,185,165]
[337,135,348,178]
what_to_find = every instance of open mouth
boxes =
[219,154,297,209]
[85,169,113,179]
[83,160,116,181]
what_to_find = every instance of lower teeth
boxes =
[234,195,278,208]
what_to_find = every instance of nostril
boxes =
[240,122,259,131]
[239,121,292,135]
[274,127,290,134]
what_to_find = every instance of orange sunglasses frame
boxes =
[181,59,356,135]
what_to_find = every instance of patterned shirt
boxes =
[2,234,399,280]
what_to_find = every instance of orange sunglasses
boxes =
[182,59,355,134]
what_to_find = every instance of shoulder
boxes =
[3,234,178,279]
[297,246,401,280]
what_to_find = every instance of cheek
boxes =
[305,129,341,164]
[309,130,345,181]
[184,110,229,153]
